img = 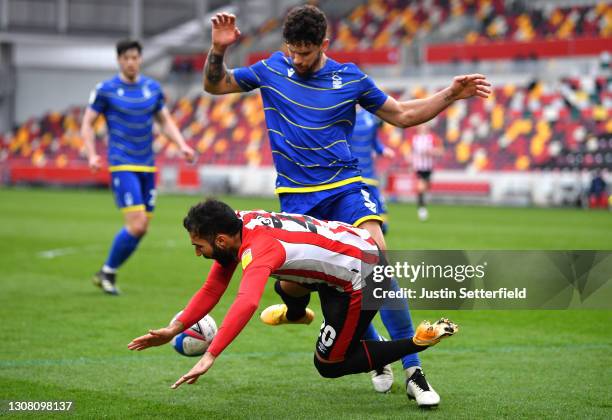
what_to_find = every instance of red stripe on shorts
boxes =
[328,288,363,362]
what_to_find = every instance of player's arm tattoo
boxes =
[205,48,232,85]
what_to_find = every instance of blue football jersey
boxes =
[89,75,165,172]
[351,109,384,184]
[233,52,388,194]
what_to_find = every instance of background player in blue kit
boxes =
[351,108,395,234]
[202,6,490,406]
[81,39,195,295]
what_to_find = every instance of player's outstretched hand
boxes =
[180,144,196,163]
[448,74,491,101]
[88,154,102,172]
[171,352,216,389]
[127,326,177,351]
[211,13,241,53]
[382,147,396,159]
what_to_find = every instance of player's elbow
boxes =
[203,79,213,93]
[397,109,421,129]
[203,79,223,95]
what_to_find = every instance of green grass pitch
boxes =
[1,187,611,418]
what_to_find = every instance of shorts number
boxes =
[148,189,157,207]
[319,324,336,347]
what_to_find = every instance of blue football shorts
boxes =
[363,184,388,216]
[110,171,157,214]
[279,182,383,227]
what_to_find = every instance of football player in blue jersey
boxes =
[201,6,490,406]
[81,39,195,295]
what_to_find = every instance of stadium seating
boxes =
[171,1,611,73]
[2,71,610,179]
[328,0,611,50]
[173,1,611,73]
[465,1,612,43]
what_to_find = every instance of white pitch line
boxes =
[36,244,102,259]
[37,241,179,259]
[37,247,79,259]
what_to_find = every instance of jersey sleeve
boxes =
[88,83,108,114]
[206,236,286,357]
[233,60,266,92]
[177,260,238,329]
[358,74,388,113]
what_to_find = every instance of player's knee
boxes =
[313,355,343,379]
[274,279,285,296]
[127,215,148,237]
[134,222,149,237]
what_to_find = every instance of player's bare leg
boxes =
[94,210,149,295]
[124,210,150,238]
[357,219,387,251]
[417,179,429,221]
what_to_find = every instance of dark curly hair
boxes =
[282,5,327,46]
[116,39,142,56]
[183,199,242,242]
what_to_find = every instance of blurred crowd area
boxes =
[3,65,610,173]
[172,0,612,72]
[2,0,611,175]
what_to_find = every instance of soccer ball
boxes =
[170,311,217,357]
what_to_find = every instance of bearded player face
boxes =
[189,232,237,267]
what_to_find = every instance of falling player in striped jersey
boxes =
[407,124,444,221]
[202,6,488,406]
[81,39,195,295]
[127,199,458,390]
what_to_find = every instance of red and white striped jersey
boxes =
[238,210,379,292]
[410,133,440,171]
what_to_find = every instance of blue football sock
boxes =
[379,278,420,369]
[104,227,142,270]
[362,323,383,341]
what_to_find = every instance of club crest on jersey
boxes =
[287,68,295,78]
[117,88,125,96]
[332,73,342,89]
[142,86,151,99]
